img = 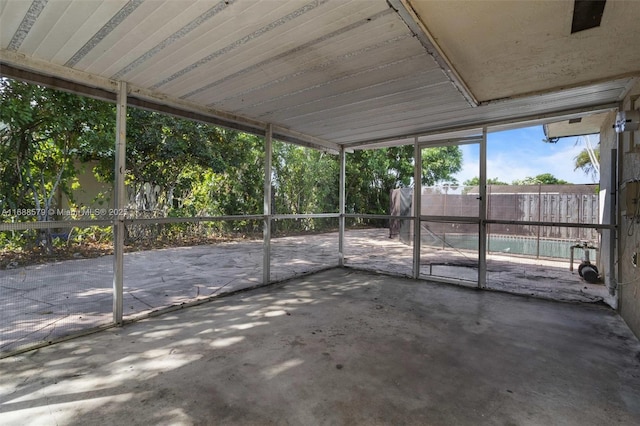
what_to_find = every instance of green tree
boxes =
[97,108,224,213]
[463,177,509,186]
[0,78,114,251]
[272,141,338,216]
[574,146,600,181]
[421,146,463,186]
[92,109,258,218]
[346,145,462,215]
[512,173,569,185]
[206,132,264,217]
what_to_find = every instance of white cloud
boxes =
[453,131,599,185]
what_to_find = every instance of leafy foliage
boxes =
[0,78,114,217]
[463,177,510,186]
[574,146,600,181]
[273,141,338,215]
[512,173,569,185]
[346,145,462,216]
[0,78,114,252]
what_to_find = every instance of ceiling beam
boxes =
[388,0,478,107]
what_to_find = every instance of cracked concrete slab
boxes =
[0,268,638,425]
[1,229,611,355]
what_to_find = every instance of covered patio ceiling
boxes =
[1,0,639,151]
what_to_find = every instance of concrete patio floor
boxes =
[1,268,639,425]
[1,229,612,355]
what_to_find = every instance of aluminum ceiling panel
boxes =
[269,68,451,124]
[81,1,219,77]
[0,0,33,48]
[234,52,439,117]
[342,79,629,146]
[0,0,637,149]
[137,1,317,90]
[284,81,466,136]
[186,14,411,105]
[164,2,394,99]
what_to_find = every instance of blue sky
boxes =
[455,126,598,185]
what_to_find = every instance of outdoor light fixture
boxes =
[613,110,640,133]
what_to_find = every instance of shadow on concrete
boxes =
[2,229,611,356]
[1,233,340,354]
[0,269,639,425]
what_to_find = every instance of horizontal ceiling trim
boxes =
[0,62,117,102]
[345,102,619,149]
[126,97,264,136]
[479,74,640,106]
[1,49,118,92]
[0,50,338,152]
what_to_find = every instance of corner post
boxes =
[413,138,422,279]
[263,124,273,284]
[478,127,488,288]
[113,81,127,324]
[339,146,346,266]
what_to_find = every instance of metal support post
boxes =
[263,124,273,284]
[113,81,127,324]
[339,146,346,266]
[609,147,617,296]
[478,128,488,288]
[536,183,542,259]
[412,138,422,279]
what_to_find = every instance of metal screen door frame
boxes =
[416,130,487,288]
